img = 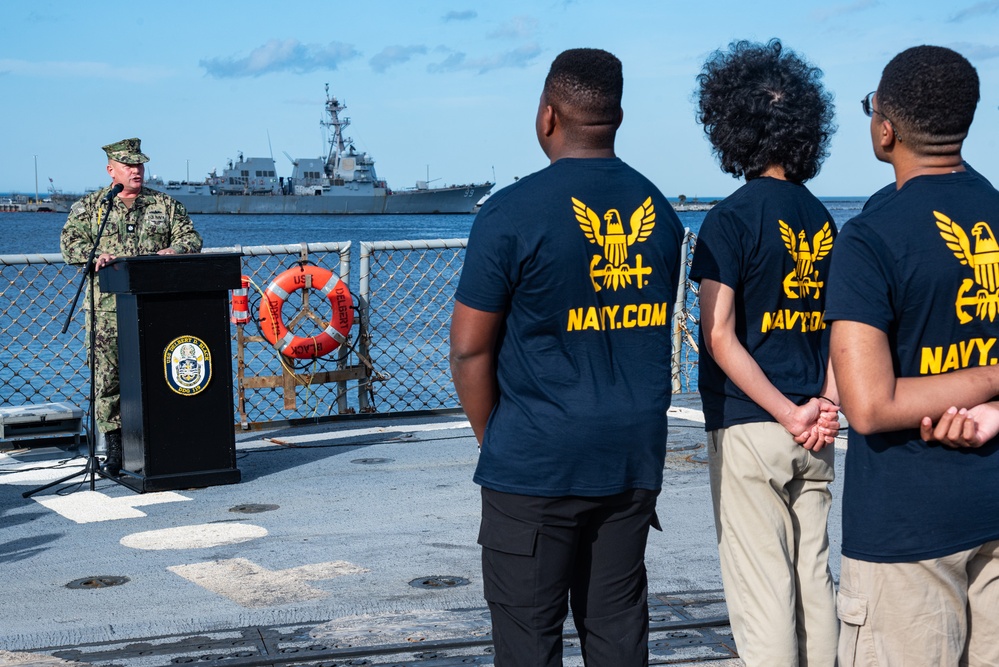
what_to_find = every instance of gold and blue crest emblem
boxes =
[163,335,212,396]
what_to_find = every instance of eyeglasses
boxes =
[862,91,903,142]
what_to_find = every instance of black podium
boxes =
[99,252,242,493]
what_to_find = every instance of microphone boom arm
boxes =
[61,183,123,334]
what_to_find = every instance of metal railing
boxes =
[0,252,85,413]
[359,239,468,414]
[675,230,700,393]
[0,230,699,428]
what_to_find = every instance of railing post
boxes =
[338,243,356,414]
[672,229,692,393]
[357,242,372,412]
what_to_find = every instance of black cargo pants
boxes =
[478,486,661,666]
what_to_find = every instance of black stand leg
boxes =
[22,448,104,498]
[22,192,130,499]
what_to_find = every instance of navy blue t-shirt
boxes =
[689,178,836,431]
[826,171,999,562]
[455,157,684,497]
[863,162,985,212]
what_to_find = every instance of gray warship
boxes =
[146,85,493,215]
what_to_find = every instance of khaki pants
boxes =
[708,422,838,666]
[838,541,999,667]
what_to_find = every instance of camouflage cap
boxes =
[102,138,149,164]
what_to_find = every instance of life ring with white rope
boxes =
[259,264,354,359]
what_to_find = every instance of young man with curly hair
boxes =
[826,45,999,666]
[689,39,840,666]
[450,48,683,666]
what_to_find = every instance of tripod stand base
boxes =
[21,456,130,499]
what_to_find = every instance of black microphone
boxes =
[102,183,125,204]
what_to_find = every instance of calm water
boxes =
[0,199,865,256]
[0,212,481,256]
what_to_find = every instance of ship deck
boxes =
[0,394,846,666]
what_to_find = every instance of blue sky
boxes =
[3,0,998,199]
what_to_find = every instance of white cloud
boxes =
[950,1,999,22]
[442,10,477,22]
[488,16,539,40]
[370,45,429,73]
[428,42,543,74]
[948,41,999,60]
[201,39,361,78]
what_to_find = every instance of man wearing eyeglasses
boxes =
[825,46,999,666]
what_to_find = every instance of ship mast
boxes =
[322,83,352,173]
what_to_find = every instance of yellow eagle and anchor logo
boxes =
[573,196,655,291]
[779,220,834,298]
[935,210,999,323]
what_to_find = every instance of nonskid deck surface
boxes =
[0,395,845,666]
[1,591,739,666]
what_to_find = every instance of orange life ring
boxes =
[259,264,354,359]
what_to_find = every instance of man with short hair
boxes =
[449,48,683,666]
[826,45,999,665]
[61,138,202,475]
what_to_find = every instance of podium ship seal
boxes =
[164,335,212,396]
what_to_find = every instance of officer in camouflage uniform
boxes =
[60,138,202,475]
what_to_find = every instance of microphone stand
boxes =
[24,186,129,498]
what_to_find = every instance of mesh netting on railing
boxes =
[0,253,90,412]
[1,235,700,428]
[359,239,466,414]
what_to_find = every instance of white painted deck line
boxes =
[33,490,191,523]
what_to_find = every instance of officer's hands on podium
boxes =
[95,253,116,271]
[95,248,181,272]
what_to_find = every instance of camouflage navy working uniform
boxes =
[60,148,202,434]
